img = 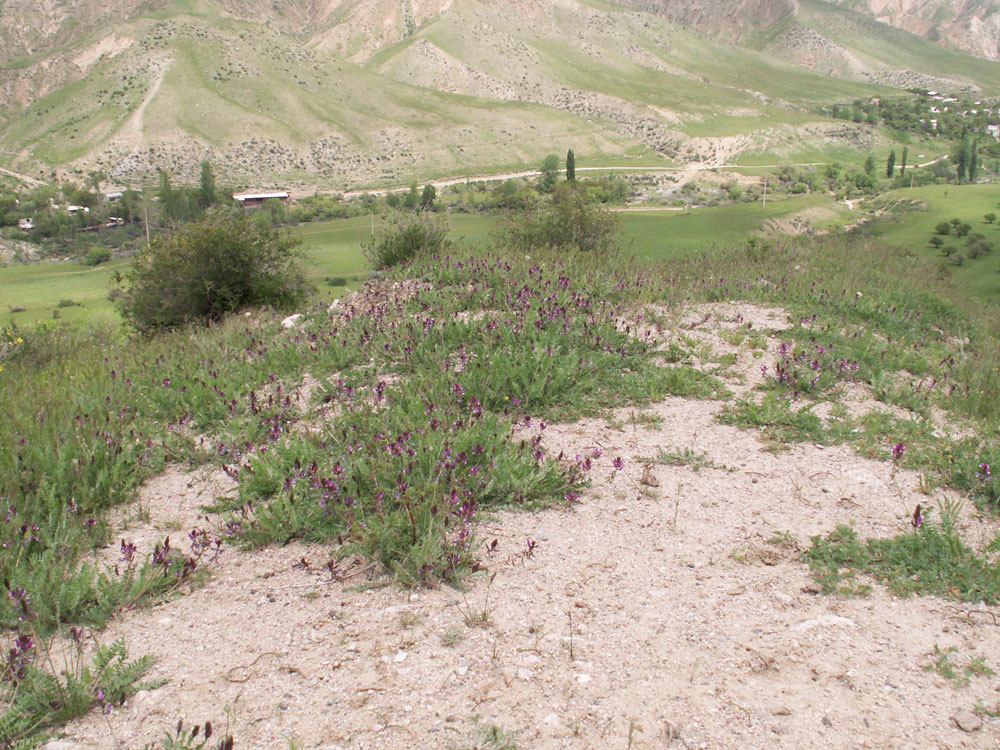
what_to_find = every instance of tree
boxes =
[985,212,997,225]
[956,222,972,238]
[935,221,952,235]
[954,132,971,183]
[403,180,419,211]
[566,149,576,181]
[496,188,619,255]
[419,183,437,211]
[863,154,876,177]
[929,236,944,250]
[900,146,908,175]
[539,154,560,193]
[199,161,216,208]
[969,140,979,183]
[119,209,310,332]
[886,149,896,178]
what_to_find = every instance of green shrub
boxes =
[118,209,310,332]
[363,210,453,269]
[81,247,112,266]
[495,186,619,254]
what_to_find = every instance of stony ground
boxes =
[52,303,1000,750]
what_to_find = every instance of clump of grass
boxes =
[805,515,1000,602]
[717,394,828,448]
[641,446,729,472]
[924,645,994,689]
[452,719,520,750]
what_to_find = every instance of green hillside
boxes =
[1,0,998,189]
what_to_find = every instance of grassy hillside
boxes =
[862,183,1000,299]
[2,0,999,189]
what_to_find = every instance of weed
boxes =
[0,634,158,747]
[143,718,234,750]
[441,626,465,647]
[718,394,827,448]
[641,446,728,472]
[451,719,519,750]
[805,515,1000,603]
[925,645,966,687]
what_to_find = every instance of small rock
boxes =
[727,586,746,596]
[771,590,793,605]
[793,615,855,631]
[640,467,660,487]
[952,710,982,733]
[456,663,471,676]
[773,706,792,716]
[800,584,821,595]
[45,742,79,750]
[393,650,408,664]
[517,667,532,681]
[822,716,833,727]
[281,313,303,329]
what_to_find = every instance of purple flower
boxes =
[912,504,923,529]
[977,463,992,481]
[612,457,624,471]
[891,443,905,461]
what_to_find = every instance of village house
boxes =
[988,124,1000,140]
[232,190,290,207]
[17,218,33,231]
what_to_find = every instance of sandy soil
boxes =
[52,304,1000,750]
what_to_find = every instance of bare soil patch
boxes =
[55,306,1000,750]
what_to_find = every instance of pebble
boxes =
[951,710,982,732]
[44,742,79,750]
[393,650,408,663]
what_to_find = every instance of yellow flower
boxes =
[14,338,22,344]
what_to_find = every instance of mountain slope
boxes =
[0,0,998,188]
[829,0,1000,61]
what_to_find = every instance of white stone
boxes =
[281,313,303,329]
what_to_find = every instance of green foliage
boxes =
[199,161,216,208]
[451,720,520,750]
[420,184,437,210]
[495,188,620,254]
[566,149,576,182]
[82,246,112,266]
[538,154,560,193]
[363,210,454,269]
[934,221,951,235]
[864,154,877,177]
[144,719,234,750]
[886,149,896,178]
[717,395,828,448]
[0,636,156,748]
[119,209,310,332]
[805,519,1000,602]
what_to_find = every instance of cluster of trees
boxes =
[929,215,997,266]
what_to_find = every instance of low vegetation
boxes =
[4,188,1000,744]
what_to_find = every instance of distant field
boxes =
[862,184,1000,300]
[0,194,900,326]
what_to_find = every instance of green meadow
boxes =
[1,197,845,326]
[862,184,1000,300]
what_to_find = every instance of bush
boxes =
[363,210,453,269]
[495,186,620,254]
[82,247,112,266]
[118,209,310,332]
